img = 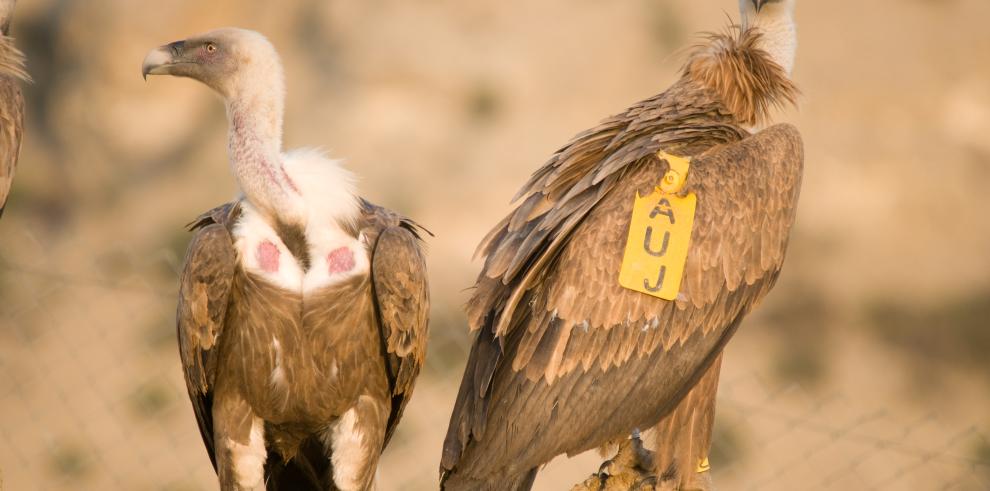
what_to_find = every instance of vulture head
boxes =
[737,0,797,75]
[742,0,793,13]
[142,27,284,100]
[740,0,795,19]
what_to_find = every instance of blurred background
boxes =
[1,0,989,489]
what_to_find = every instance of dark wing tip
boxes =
[185,202,239,231]
[401,218,435,239]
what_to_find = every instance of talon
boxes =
[632,476,658,490]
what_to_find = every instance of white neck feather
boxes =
[742,5,797,76]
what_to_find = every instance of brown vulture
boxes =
[0,0,27,219]
[440,1,802,489]
[142,28,430,491]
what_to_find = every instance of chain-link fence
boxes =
[1,250,988,491]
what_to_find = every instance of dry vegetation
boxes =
[1,0,988,490]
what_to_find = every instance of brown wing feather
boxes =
[366,204,430,449]
[176,203,240,469]
[442,125,803,486]
[469,79,748,340]
[535,124,803,378]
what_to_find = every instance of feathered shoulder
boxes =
[360,198,433,241]
[186,202,242,232]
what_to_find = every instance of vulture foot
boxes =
[571,435,716,491]
[571,436,657,491]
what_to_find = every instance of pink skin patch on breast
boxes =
[256,240,281,273]
[327,247,356,275]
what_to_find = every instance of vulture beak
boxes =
[142,40,186,80]
[751,0,783,12]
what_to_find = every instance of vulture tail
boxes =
[264,437,330,491]
[649,353,723,491]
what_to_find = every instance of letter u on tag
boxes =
[618,188,696,300]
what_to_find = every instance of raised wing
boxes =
[176,203,239,468]
[369,211,430,448]
[442,124,803,482]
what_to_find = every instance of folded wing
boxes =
[176,204,240,469]
[369,210,431,448]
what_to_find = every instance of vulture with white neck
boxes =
[143,28,429,491]
[0,0,28,219]
[440,1,802,489]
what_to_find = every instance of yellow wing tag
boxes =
[618,151,696,301]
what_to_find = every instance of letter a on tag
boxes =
[618,155,697,300]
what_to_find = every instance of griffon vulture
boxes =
[142,28,429,491]
[0,0,27,219]
[441,1,802,489]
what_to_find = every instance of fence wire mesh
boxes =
[1,245,988,491]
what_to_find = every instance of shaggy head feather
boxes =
[684,27,798,126]
[0,35,29,82]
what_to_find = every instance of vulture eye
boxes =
[205,43,217,53]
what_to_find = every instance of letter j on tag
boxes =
[618,152,697,300]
